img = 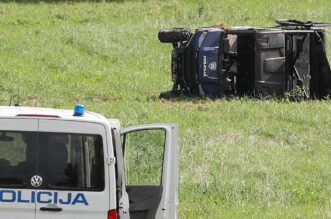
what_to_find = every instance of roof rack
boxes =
[275,19,331,30]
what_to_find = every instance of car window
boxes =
[123,129,165,185]
[38,132,105,190]
[0,131,105,191]
[0,131,36,186]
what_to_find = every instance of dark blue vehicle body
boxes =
[194,29,223,96]
[172,28,224,97]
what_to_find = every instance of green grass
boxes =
[0,0,331,218]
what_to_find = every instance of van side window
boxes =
[0,132,27,165]
[39,133,105,191]
[0,131,36,186]
[0,131,105,191]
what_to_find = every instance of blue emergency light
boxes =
[73,104,85,116]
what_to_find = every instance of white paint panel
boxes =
[0,118,38,131]
[35,191,110,219]
[38,119,106,134]
[0,189,36,219]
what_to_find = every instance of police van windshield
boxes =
[0,131,104,191]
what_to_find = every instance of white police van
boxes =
[0,105,179,219]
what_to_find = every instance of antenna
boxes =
[15,90,21,107]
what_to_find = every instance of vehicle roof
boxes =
[0,106,119,126]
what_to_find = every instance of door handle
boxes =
[40,206,63,212]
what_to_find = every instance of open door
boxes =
[121,124,178,219]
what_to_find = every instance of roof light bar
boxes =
[73,104,85,117]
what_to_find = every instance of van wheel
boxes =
[158,28,192,43]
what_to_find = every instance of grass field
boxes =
[0,0,331,218]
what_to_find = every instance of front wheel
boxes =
[158,28,192,43]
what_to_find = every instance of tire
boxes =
[158,28,193,43]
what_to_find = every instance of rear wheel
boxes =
[158,28,192,43]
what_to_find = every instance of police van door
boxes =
[0,118,38,219]
[121,124,179,219]
[35,120,112,219]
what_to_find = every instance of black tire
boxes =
[158,28,192,43]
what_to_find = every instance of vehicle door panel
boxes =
[126,185,162,219]
[0,119,38,219]
[121,124,178,219]
[35,191,109,219]
[35,120,111,219]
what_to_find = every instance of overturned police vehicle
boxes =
[158,19,331,99]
